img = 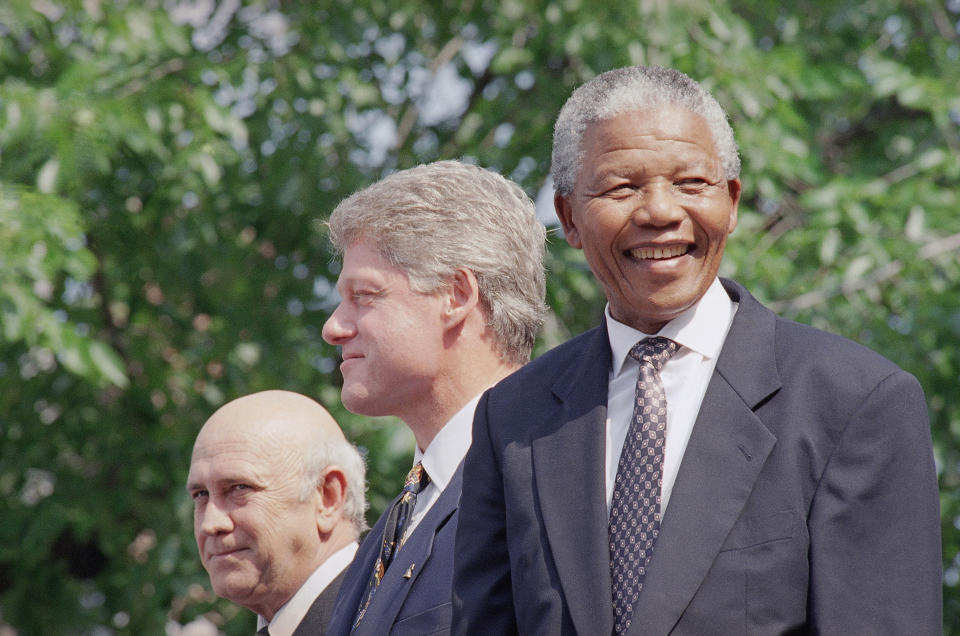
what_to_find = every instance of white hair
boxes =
[299,437,368,536]
[551,66,741,196]
[327,160,547,365]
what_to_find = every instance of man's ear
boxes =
[554,193,583,249]
[726,178,741,235]
[443,267,481,327]
[315,466,347,534]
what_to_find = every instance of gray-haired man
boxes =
[323,160,546,635]
[453,66,940,635]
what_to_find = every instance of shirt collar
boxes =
[607,278,736,376]
[257,542,358,635]
[412,393,480,491]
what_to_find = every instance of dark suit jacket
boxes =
[328,465,462,636]
[452,279,941,635]
[289,569,345,636]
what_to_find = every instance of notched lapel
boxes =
[327,511,392,636]
[631,378,776,635]
[629,280,782,635]
[353,467,463,636]
[533,325,615,636]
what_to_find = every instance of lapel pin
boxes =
[402,563,416,579]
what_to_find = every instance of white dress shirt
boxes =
[605,278,737,515]
[403,394,479,541]
[256,541,358,636]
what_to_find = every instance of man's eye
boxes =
[352,290,381,303]
[676,178,710,191]
[191,490,208,501]
[602,184,637,197]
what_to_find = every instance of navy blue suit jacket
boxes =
[452,279,941,635]
[328,464,462,636]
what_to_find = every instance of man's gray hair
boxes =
[327,160,547,365]
[300,438,368,536]
[551,66,741,196]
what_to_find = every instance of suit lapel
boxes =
[326,511,390,636]
[354,465,463,636]
[532,325,615,636]
[291,569,346,636]
[629,279,782,635]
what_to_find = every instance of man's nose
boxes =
[632,181,684,227]
[199,499,234,535]
[322,304,355,345]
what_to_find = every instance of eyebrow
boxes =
[186,472,268,493]
[334,274,364,293]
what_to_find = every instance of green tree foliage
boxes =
[1,0,958,633]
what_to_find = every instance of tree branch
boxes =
[394,36,465,154]
[768,231,960,313]
[113,58,186,99]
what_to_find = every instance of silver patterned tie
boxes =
[609,336,678,634]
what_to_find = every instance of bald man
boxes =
[187,390,367,636]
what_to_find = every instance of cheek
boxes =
[394,305,437,331]
[233,516,275,560]
[387,309,443,349]
[262,510,315,561]
[377,340,425,375]
[357,314,405,353]
[698,202,736,237]
[288,529,310,555]
[193,513,207,550]
[585,221,630,260]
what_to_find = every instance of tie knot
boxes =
[402,462,430,495]
[629,336,678,373]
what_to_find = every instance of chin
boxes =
[341,390,379,416]
[212,579,253,603]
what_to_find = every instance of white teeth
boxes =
[630,245,688,260]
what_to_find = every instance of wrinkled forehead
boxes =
[579,107,721,169]
[188,432,300,486]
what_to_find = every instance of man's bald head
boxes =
[198,389,343,445]
[194,390,366,523]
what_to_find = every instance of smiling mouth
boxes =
[628,245,690,260]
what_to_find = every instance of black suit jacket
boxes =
[327,465,463,636]
[290,569,345,636]
[452,279,941,635]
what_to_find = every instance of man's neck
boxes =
[405,359,520,451]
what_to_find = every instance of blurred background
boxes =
[1,0,958,633]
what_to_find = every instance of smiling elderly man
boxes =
[187,390,366,635]
[452,66,941,635]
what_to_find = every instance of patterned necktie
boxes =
[609,336,678,634]
[352,462,430,630]
[256,627,270,636]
